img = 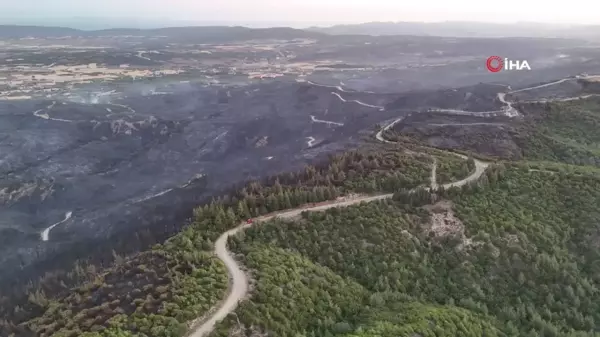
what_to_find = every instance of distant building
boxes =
[88,63,97,69]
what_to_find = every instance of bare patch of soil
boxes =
[423,200,482,250]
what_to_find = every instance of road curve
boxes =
[375,117,405,143]
[40,211,73,242]
[189,224,250,337]
[411,74,600,119]
[188,119,489,337]
[331,92,386,111]
[433,155,489,190]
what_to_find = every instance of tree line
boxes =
[207,163,600,337]
[1,146,439,337]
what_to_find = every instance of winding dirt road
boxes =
[310,115,345,126]
[32,101,76,123]
[426,74,600,118]
[330,92,386,111]
[375,117,405,143]
[189,73,600,335]
[522,93,600,104]
[187,73,600,336]
[40,211,73,241]
[188,120,489,337]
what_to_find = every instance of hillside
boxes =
[385,96,600,165]
[211,162,600,337]
[2,97,600,337]
[0,147,440,336]
[517,99,600,165]
[308,21,600,39]
[0,25,80,38]
[0,25,324,41]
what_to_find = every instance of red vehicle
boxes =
[246,219,253,224]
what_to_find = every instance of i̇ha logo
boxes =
[486,56,531,72]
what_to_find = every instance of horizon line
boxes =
[0,19,599,30]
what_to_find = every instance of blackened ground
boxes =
[385,83,506,112]
[4,72,600,283]
[387,112,523,159]
[0,80,409,280]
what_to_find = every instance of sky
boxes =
[1,0,599,27]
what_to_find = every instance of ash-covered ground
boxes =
[3,25,600,279]
[0,80,413,273]
[389,111,522,159]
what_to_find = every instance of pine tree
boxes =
[259,205,268,215]
[274,179,283,195]
[266,195,279,212]
[316,187,325,201]
[283,193,293,209]
[308,190,318,203]
[236,201,250,219]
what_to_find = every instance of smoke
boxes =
[66,90,116,105]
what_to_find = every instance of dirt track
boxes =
[188,120,489,337]
[190,74,600,336]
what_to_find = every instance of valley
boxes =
[6,25,598,278]
[1,23,600,337]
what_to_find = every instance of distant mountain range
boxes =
[307,21,600,39]
[3,21,600,41]
[0,25,325,42]
[0,17,343,30]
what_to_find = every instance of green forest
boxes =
[21,227,229,337]
[383,97,600,167]
[1,147,447,337]
[430,149,476,184]
[3,98,600,337]
[515,98,600,166]
[210,163,600,337]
